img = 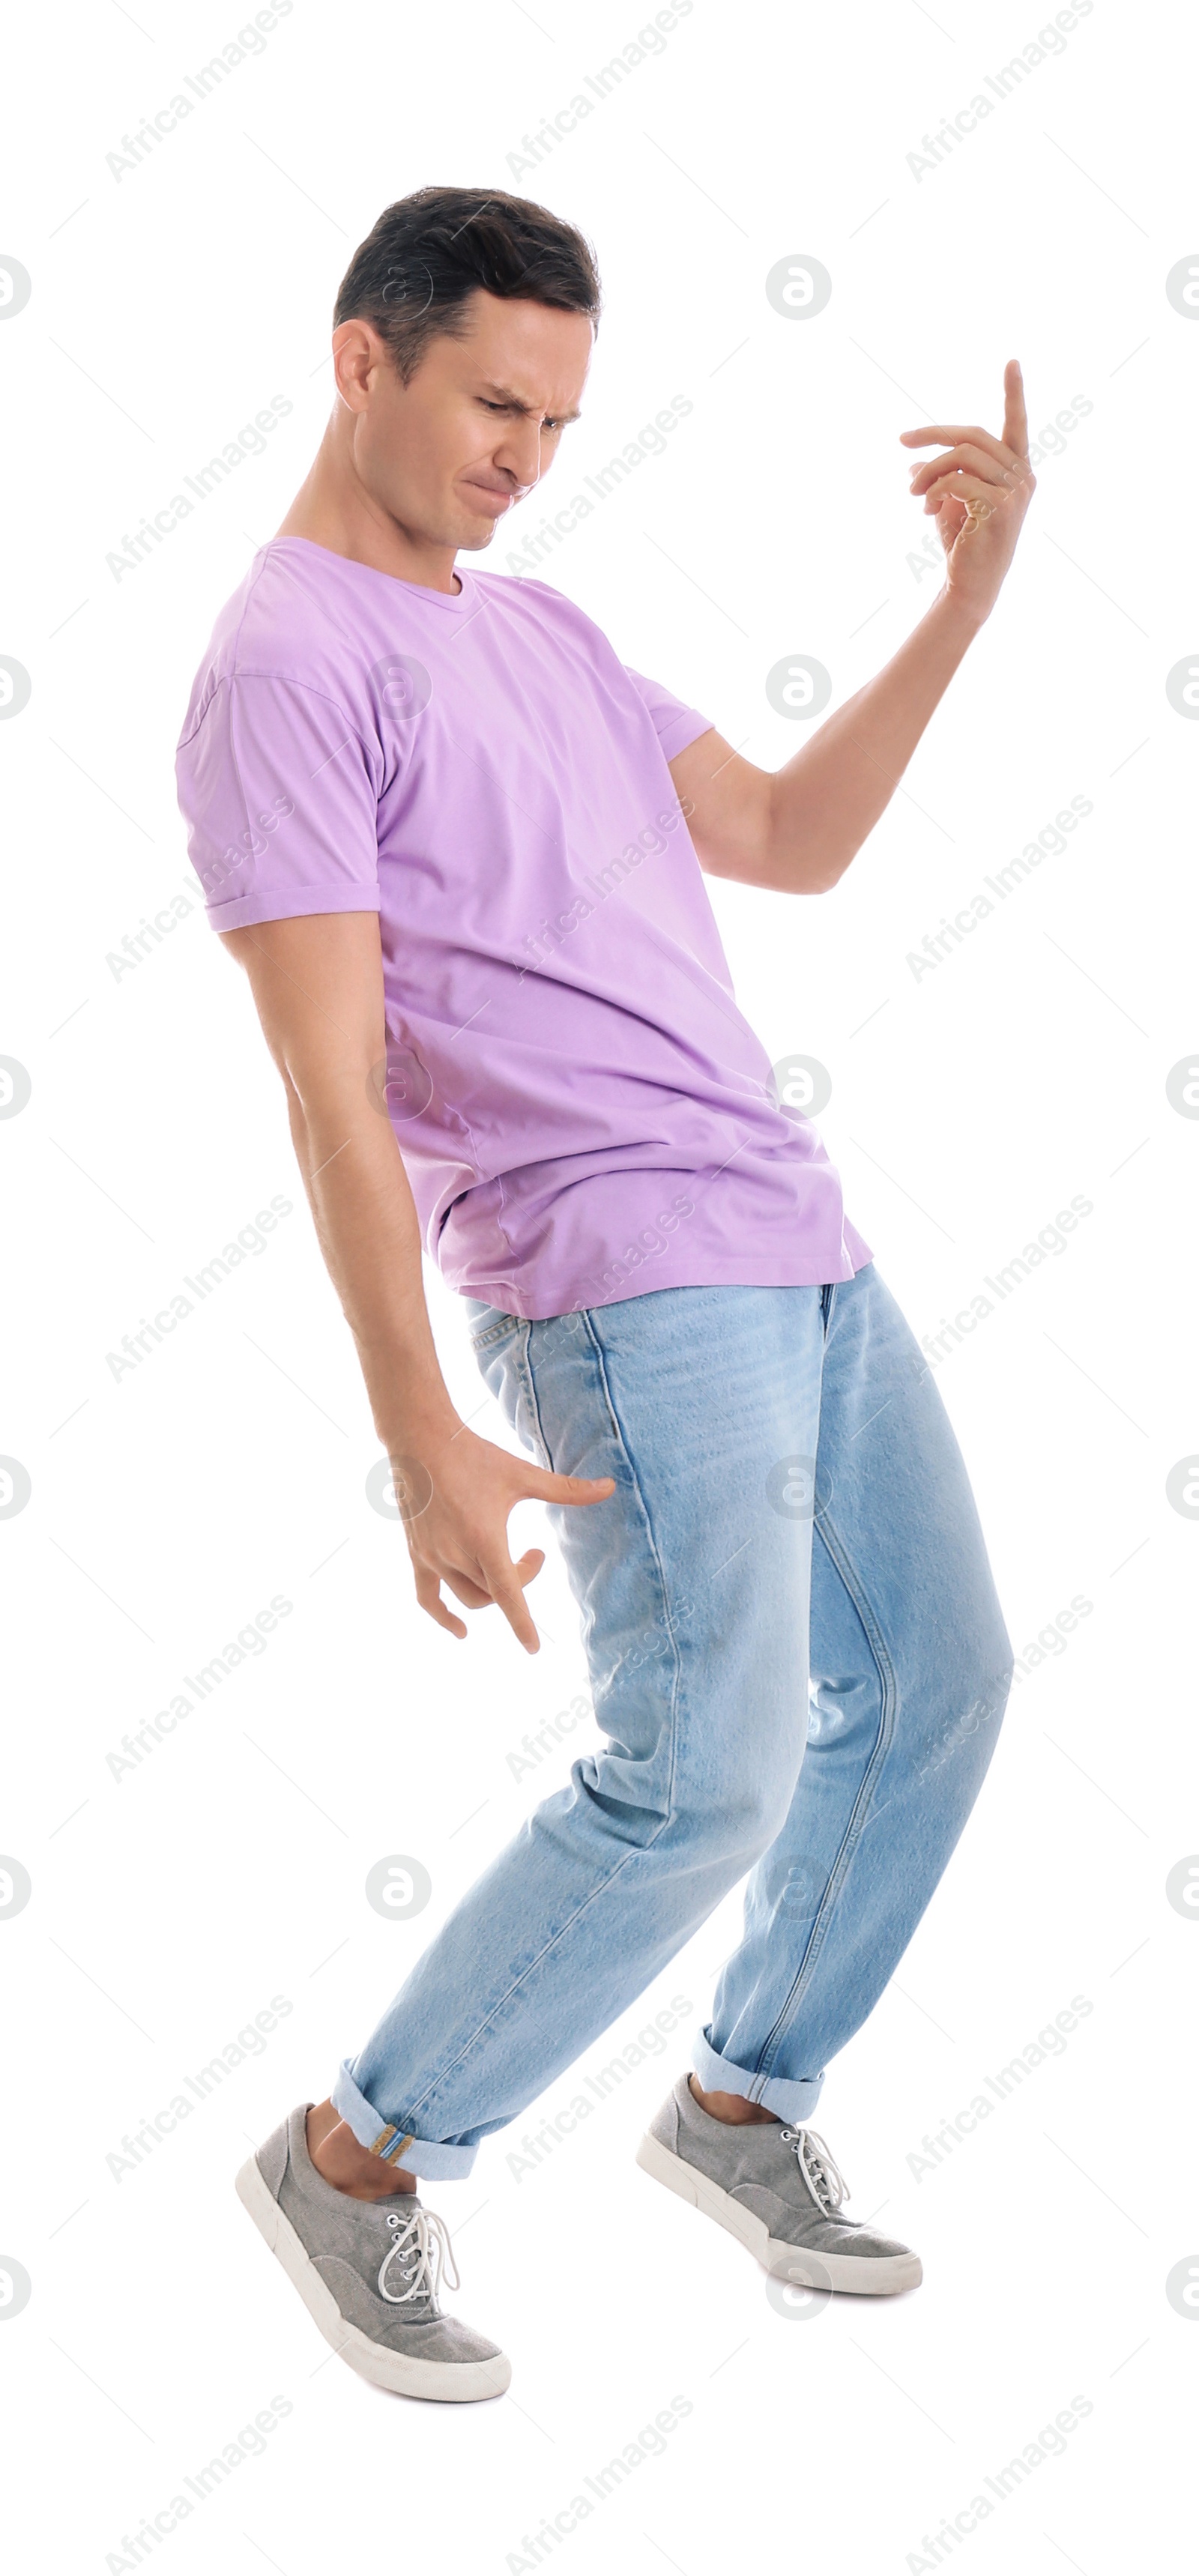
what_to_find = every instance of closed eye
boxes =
[477,399,571,432]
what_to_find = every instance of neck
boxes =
[274,416,461,594]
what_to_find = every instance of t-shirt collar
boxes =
[267,535,476,611]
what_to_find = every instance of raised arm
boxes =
[669,360,1035,895]
[220,910,611,1648]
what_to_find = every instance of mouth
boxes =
[459,480,515,520]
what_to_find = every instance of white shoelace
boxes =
[376,2203,462,2308]
[778,2125,849,2215]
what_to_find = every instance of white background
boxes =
[1,0,1196,2567]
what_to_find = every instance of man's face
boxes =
[335,288,594,553]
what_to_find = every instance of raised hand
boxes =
[899,359,1036,624]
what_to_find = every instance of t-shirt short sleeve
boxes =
[622,666,715,764]
[175,673,381,932]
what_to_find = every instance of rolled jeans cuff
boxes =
[691,2024,826,2126]
[330,2058,480,2181]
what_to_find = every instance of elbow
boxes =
[794,828,861,894]
[280,1074,311,1160]
[763,796,854,894]
[773,846,852,896]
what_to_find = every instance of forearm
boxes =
[769,586,985,889]
[286,1079,460,1454]
[219,913,612,1653]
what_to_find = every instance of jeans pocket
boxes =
[473,1318,555,1470]
[468,1306,521,1355]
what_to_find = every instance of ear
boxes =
[331,318,390,411]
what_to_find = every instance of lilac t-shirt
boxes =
[175,539,872,1318]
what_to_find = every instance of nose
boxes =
[495,420,544,497]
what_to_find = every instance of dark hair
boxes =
[333,187,602,384]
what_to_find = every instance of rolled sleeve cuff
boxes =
[203,887,381,933]
[657,710,714,761]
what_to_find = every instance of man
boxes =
[177,187,1029,2403]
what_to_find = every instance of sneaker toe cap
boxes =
[734,2188,913,2261]
[789,2217,915,2261]
[391,2315,507,2365]
[317,2257,504,2362]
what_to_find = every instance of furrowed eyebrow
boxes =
[477,382,582,425]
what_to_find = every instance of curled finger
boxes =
[909,441,1017,493]
[413,1562,468,1639]
[478,1554,541,1654]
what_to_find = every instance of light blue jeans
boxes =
[332,1265,1014,2176]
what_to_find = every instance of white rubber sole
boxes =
[234,2153,512,2401]
[635,2131,922,2296]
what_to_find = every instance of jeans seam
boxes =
[519,1321,553,1469]
[394,1308,684,2136]
[752,1511,899,2083]
[578,1307,684,1836]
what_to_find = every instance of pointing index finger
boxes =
[1001,356,1029,461]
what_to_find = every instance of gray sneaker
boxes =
[235,2105,511,2401]
[637,2074,921,2296]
